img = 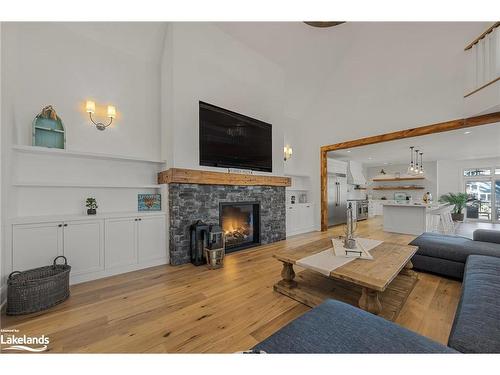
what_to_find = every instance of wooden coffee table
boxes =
[274,237,418,321]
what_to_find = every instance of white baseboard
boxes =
[70,257,168,285]
[286,226,318,237]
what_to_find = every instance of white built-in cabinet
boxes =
[286,203,314,236]
[138,216,167,262]
[105,217,138,269]
[12,222,63,271]
[63,221,104,275]
[12,220,103,276]
[105,215,166,269]
[10,212,167,284]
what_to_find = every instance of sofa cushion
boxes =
[473,229,500,245]
[410,232,500,263]
[412,254,464,279]
[448,255,500,353]
[253,299,456,353]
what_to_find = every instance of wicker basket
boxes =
[7,256,71,315]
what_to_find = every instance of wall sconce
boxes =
[86,100,116,131]
[284,145,293,161]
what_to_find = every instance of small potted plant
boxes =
[439,192,467,221]
[86,197,98,215]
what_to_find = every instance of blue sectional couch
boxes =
[447,255,500,353]
[253,232,500,353]
[409,229,500,279]
[254,299,456,353]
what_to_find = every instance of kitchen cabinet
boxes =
[368,200,386,217]
[286,203,314,236]
[327,159,347,174]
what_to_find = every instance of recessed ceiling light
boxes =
[464,131,472,135]
[347,150,351,153]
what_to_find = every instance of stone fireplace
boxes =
[167,183,286,265]
[220,201,260,252]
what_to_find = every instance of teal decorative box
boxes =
[32,105,65,149]
[138,194,161,211]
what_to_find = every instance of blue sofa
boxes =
[409,229,500,279]
[254,254,500,353]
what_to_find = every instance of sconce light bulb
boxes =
[107,105,116,119]
[86,100,96,114]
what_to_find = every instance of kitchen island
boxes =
[382,202,449,235]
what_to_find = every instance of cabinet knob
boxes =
[58,224,63,227]
[138,218,142,221]
[64,224,68,227]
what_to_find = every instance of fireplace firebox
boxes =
[219,201,260,253]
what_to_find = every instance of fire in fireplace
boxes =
[220,202,260,252]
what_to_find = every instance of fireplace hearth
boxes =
[220,202,260,252]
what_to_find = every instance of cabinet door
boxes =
[63,220,104,275]
[286,205,298,234]
[12,222,63,271]
[105,217,138,269]
[300,204,314,230]
[137,216,167,263]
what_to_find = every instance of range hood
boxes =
[347,161,366,186]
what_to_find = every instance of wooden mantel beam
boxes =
[158,168,291,187]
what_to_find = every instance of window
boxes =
[463,168,491,177]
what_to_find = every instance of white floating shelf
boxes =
[13,182,161,189]
[12,145,167,164]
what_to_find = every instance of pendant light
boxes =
[414,149,420,174]
[408,146,415,173]
[419,152,424,174]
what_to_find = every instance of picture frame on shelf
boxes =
[138,194,161,212]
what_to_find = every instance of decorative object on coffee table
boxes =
[343,202,357,249]
[85,197,98,215]
[439,192,467,221]
[32,105,65,149]
[7,256,71,315]
[138,193,161,211]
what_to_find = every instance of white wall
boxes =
[437,157,500,197]
[162,23,286,176]
[365,162,438,202]
[3,22,164,159]
[277,22,489,229]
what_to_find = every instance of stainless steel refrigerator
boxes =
[328,173,348,226]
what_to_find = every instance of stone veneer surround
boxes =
[168,183,286,265]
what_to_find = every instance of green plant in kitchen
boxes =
[86,197,98,215]
[439,192,467,221]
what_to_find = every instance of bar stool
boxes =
[439,205,456,234]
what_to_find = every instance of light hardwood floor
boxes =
[0,217,462,353]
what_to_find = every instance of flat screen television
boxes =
[199,101,272,172]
